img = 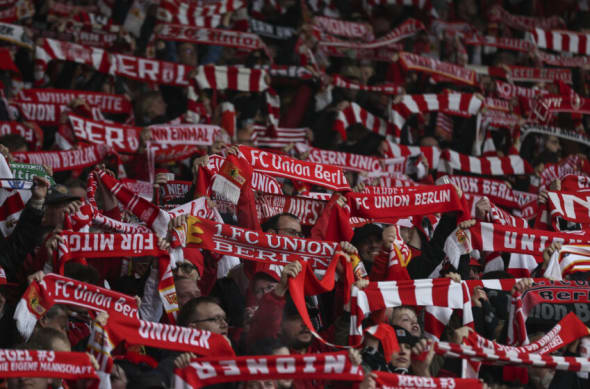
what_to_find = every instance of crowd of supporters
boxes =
[0,0,589,389]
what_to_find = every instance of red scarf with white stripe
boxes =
[530,28,590,56]
[487,5,564,30]
[374,371,483,389]
[16,88,131,114]
[36,38,191,86]
[391,92,483,139]
[333,102,395,141]
[173,352,363,389]
[349,279,474,345]
[156,0,244,27]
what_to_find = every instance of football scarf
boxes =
[172,216,339,271]
[173,352,363,388]
[398,52,477,86]
[333,102,396,141]
[547,190,590,226]
[463,34,535,52]
[300,144,384,173]
[441,149,533,176]
[487,5,564,31]
[330,74,404,95]
[0,121,39,149]
[536,50,590,68]
[346,184,467,221]
[391,92,483,139]
[156,0,245,27]
[12,144,112,172]
[313,16,374,40]
[250,125,309,149]
[529,28,590,56]
[156,24,269,54]
[349,279,474,345]
[36,38,191,87]
[374,371,483,389]
[0,21,33,48]
[545,244,590,279]
[452,222,590,258]
[16,88,131,114]
[69,114,141,153]
[522,125,590,148]
[2,162,56,189]
[239,145,350,191]
[447,174,536,210]
[14,273,139,340]
[495,80,547,100]
[0,349,98,381]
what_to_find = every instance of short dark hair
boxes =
[29,327,69,350]
[177,296,221,327]
[261,212,299,232]
[64,262,101,286]
[0,133,26,151]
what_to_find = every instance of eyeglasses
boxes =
[276,228,304,237]
[192,315,227,325]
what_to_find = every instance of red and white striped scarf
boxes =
[174,352,363,389]
[467,222,590,257]
[156,0,244,27]
[441,149,533,176]
[447,175,535,210]
[36,38,191,87]
[545,244,590,279]
[398,52,477,86]
[529,28,590,56]
[250,125,309,149]
[349,278,474,345]
[313,16,374,40]
[333,102,396,141]
[391,92,483,139]
[0,121,38,149]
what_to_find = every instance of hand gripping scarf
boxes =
[14,273,139,340]
[174,352,363,388]
[508,280,590,345]
[239,145,350,191]
[53,230,179,323]
[544,244,590,279]
[0,349,98,382]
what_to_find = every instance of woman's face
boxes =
[390,343,412,369]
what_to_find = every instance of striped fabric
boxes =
[333,102,396,141]
[530,28,590,55]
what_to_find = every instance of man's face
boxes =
[275,216,303,237]
[43,201,73,228]
[51,338,71,352]
[391,308,421,337]
[178,43,198,67]
[191,302,228,336]
[175,278,201,308]
[280,315,312,349]
[545,136,561,154]
[7,377,49,389]
[357,235,381,263]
